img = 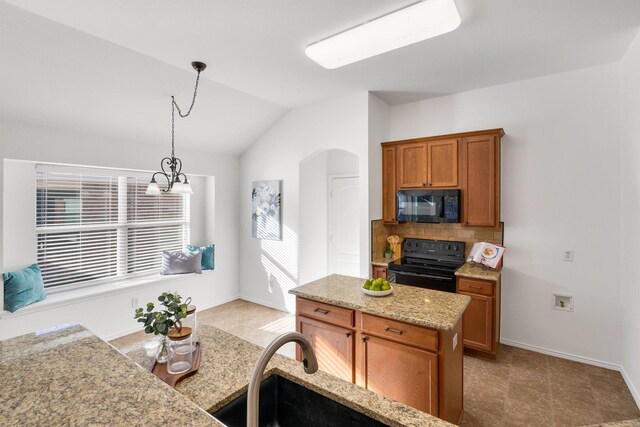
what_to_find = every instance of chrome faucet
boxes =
[246,332,318,427]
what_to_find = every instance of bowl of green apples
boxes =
[362,278,393,296]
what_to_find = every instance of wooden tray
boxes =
[152,342,202,388]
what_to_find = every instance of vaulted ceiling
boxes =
[2,0,640,154]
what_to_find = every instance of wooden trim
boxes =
[382,128,504,147]
[438,318,463,424]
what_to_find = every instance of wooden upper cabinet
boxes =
[462,135,499,227]
[427,139,458,187]
[397,142,428,188]
[396,139,459,189]
[381,128,502,226]
[382,146,397,223]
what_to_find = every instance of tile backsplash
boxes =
[371,220,503,260]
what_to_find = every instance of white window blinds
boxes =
[36,169,190,289]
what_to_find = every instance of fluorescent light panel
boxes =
[305,0,461,69]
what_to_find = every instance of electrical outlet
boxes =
[563,250,574,262]
[131,297,138,308]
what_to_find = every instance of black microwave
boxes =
[396,189,460,223]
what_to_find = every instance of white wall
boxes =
[388,64,624,367]
[620,30,640,403]
[299,150,359,285]
[239,92,370,312]
[299,151,329,284]
[0,120,240,340]
[368,94,390,223]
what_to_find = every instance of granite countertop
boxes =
[289,274,470,331]
[455,262,502,281]
[371,257,398,267]
[0,323,220,426]
[128,324,452,427]
[585,420,640,426]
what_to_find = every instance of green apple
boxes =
[363,279,372,290]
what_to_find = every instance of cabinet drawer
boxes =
[297,298,354,328]
[457,278,494,296]
[361,313,438,352]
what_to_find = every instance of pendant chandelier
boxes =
[146,61,207,195]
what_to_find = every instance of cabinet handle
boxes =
[345,332,352,338]
[361,336,368,343]
[384,327,404,336]
[464,221,469,225]
[470,285,482,290]
[314,308,330,315]
[428,183,432,187]
[422,183,427,186]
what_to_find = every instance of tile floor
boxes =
[111,299,640,427]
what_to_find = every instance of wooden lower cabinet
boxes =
[360,334,438,414]
[295,297,463,424]
[456,277,501,360]
[297,315,354,383]
[371,265,387,280]
[458,293,492,352]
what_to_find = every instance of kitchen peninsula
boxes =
[1,322,452,427]
[290,274,471,424]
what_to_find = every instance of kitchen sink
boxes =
[211,374,389,427]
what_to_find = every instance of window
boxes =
[36,168,190,289]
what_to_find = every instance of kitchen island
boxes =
[1,322,453,427]
[289,274,471,424]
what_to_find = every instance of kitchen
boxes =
[2,1,640,426]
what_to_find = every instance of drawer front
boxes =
[457,277,494,296]
[361,313,438,352]
[297,298,354,328]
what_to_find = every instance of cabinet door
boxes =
[458,292,493,352]
[361,334,438,415]
[427,139,458,187]
[372,266,387,280]
[298,315,354,383]
[397,142,428,188]
[462,135,497,226]
[382,146,397,223]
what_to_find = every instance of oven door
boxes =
[396,190,443,223]
[388,270,456,293]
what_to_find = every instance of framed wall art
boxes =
[251,180,282,240]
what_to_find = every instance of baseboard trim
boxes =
[620,366,640,408]
[239,295,291,313]
[103,294,241,341]
[500,338,622,371]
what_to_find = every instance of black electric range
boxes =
[387,238,465,293]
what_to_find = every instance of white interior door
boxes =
[329,176,360,276]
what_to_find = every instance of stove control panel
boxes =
[403,238,465,259]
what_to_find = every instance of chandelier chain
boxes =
[170,70,202,158]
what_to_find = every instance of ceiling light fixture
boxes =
[305,0,461,69]
[146,61,207,195]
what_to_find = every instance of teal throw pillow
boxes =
[3,263,47,312]
[187,244,215,270]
